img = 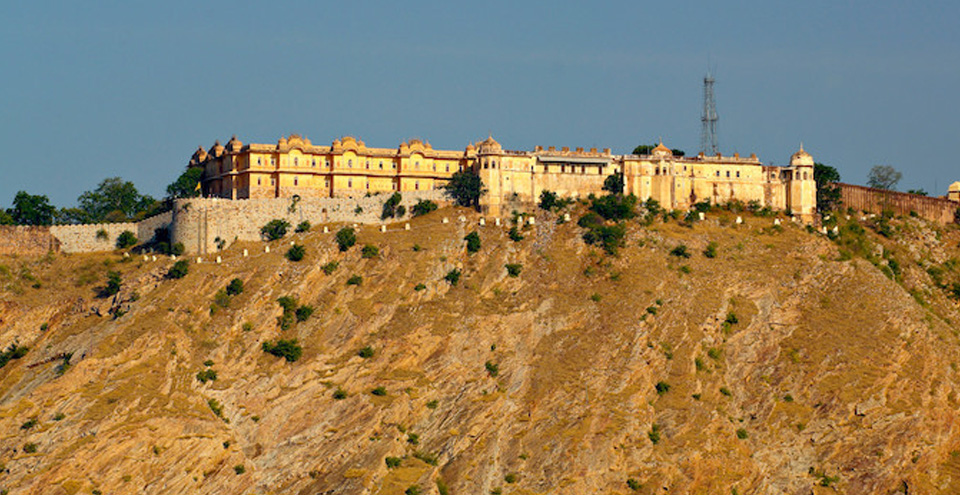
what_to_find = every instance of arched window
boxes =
[716,171,720,177]
[312,159,316,167]
[726,171,730,178]
[416,161,420,169]
[257,157,261,165]
[294,178,298,186]
[379,161,383,169]
[294,157,298,166]
[446,164,450,172]
[348,179,353,188]
[271,157,275,166]
[433,164,436,171]
[257,177,261,185]
[348,159,352,168]
[736,171,740,178]
[803,171,808,180]
[366,183,370,189]
[492,161,497,169]
[415,181,420,190]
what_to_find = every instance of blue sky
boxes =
[2,1,959,206]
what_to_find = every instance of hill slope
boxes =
[1,206,959,495]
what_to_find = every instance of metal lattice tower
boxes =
[700,72,719,155]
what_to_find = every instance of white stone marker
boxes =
[479,218,486,226]
[832,226,839,235]
[151,255,157,262]
[735,216,743,224]
[123,252,129,258]
[196,257,202,263]
[774,218,781,226]
[495,218,501,226]
[563,213,571,222]
[243,249,248,257]
[698,212,705,221]
[216,256,222,264]
[404,223,411,231]
[821,227,828,234]
[380,225,386,232]
[143,255,149,261]
[265,246,270,253]
[442,217,449,224]
[528,217,536,225]
[353,223,359,229]
[323,226,329,233]
[171,255,177,260]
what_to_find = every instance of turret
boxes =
[787,144,816,220]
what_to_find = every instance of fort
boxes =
[2,134,958,256]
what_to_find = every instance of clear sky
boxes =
[2,1,959,207]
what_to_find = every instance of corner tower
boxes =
[787,144,816,221]
[476,136,504,217]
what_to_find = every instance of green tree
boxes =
[9,191,56,225]
[166,167,203,199]
[814,163,842,212]
[0,209,13,225]
[381,192,403,219]
[603,173,624,195]
[906,188,928,196]
[444,171,485,209]
[412,199,438,217]
[78,177,158,222]
[867,165,902,190]
[336,227,357,251]
[261,219,290,241]
[115,231,138,249]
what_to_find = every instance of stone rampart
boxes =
[49,222,140,253]
[171,191,449,254]
[0,226,60,256]
[838,183,959,224]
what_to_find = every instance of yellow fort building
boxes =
[192,134,817,220]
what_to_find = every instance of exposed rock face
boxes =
[0,208,959,494]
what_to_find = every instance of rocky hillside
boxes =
[1,205,959,495]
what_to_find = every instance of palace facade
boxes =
[191,134,817,220]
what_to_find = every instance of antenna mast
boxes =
[700,71,719,155]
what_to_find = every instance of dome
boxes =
[949,181,960,192]
[651,141,673,158]
[209,140,225,157]
[227,135,242,152]
[478,135,502,154]
[790,144,814,166]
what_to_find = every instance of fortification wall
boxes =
[0,226,60,256]
[838,183,959,224]
[171,191,448,254]
[41,211,173,254]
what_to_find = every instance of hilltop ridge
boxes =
[0,204,959,494]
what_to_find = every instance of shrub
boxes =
[436,479,449,495]
[385,456,402,469]
[648,423,661,444]
[286,244,306,261]
[226,278,244,296]
[295,221,311,233]
[371,386,387,396]
[23,442,38,454]
[347,275,363,286]
[262,339,302,362]
[412,199,438,217]
[407,432,419,445]
[508,226,524,242]
[167,260,189,279]
[504,473,518,484]
[655,381,670,395]
[295,305,314,322]
[590,293,602,302]
[736,428,748,439]
[261,219,291,241]
[627,478,642,491]
[335,227,356,251]
[116,231,138,249]
[333,388,347,400]
[96,229,108,240]
[277,295,298,312]
[426,400,439,409]
[20,418,37,430]
[444,269,461,286]
[464,231,481,253]
[203,359,214,367]
[232,464,246,475]
[414,283,426,291]
[404,486,421,495]
[100,270,122,298]
[582,223,626,255]
[539,190,559,210]
[361,244,379,258]
[707,347,721,360]
[590,194,637,221]
[358,346,375,358]
[505,263,522,277]
[670,245,691,258]
[485,361,499,377]
[214,289,231,308]
[704,242,718,258]
[720,386,732,397]
[196,369,218,383]
[0,344,29,369]
[381,192,403,219]
[321,261,339,275]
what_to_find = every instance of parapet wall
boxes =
[838,183,959,224]
[171,191,449,254]
[0,226,60,256]
[47,211,173,253]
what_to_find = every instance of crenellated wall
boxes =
[0,226,60,256]
[170,191,448,254]
[838,183,959,224]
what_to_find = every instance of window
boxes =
[433,164,436,171]
[348,179,353,188]
[716,171,720,177]
[736,171,740,178]
[348,159,352,168]
[366,183,370,189]
[366,160,370,169]
[582,166,586,174]
[446,164,449,172]
[380,161,383,170]
[415,181,420,190]
[415,161,420,169]
[803,171,808,180]
[294,157,298,166]
[325,160,330,168]
[257,157,261,165]
[726,171,730,178]
[561,165,565,173]
[257,177,261,185]
[271,158,275,166]
[270,177,275,186]
[294,178,298,186]
[312,159,316,167]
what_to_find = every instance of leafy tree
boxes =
[590,194,637,221]
[361,244,379,258]
[295,221,311,233]
[99,271,122,298]
[286,244,305,261]
[166,167,203,199]
[167,260,189,279]
[262,339,302,362]
[906,189,928,196]
[261,219,290,241]
[115,231,138,249]
[336,227,356,251]
[0,209,13,225]
[603,173,624,195]
[9,191,56,225]
[539,190,559,211]
[814,163,842,212]
[444,171,485,209]
[77,177,158,222]
[632,144,684,157]
[411,200,438,217]
[444,269,461,286]
[867,165,902,190]
[381,192,402,219]
[464,231,481,253]
[582,223,626,255]
[226,278,244,295]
